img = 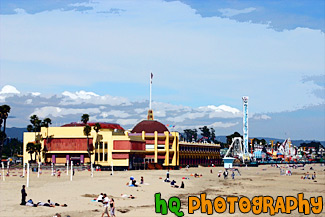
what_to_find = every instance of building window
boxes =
[99,142,103,149]
[95,154,98,162]
[100,153,103,161]
[104,142,108,149]
[104,153,108,161]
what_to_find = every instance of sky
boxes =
[0,0,324,140]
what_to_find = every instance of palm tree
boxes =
[0,105,11,159]
[26,142,36,162]
[81,114,91,164]
[34,143,42,162]
[83,125,92,165]
[94,122,101,147]
[27,125,33,132]
[81,114,89,124]
[94,123,101,164]
[1,105,10,136]
[42,118,52,162]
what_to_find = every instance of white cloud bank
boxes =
[1,85,324,140]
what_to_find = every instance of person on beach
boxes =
[20,185,27,205]
[73,168,75,176]
[97,193,104,202]
[57,169,61,178]
[140,176,144,184]
[110,198,116,217]
[101,194,110,217]
[180,181,184,188]
[48,199,56,207]
[231,171,235,179]
[312,172,316,180]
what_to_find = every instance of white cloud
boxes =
[62,90,99,99]
[155,110,166,117]
[25,99,33,104]
[218,7,256,17]
[253,114,271,120]
[208,121,239,128]
[60,90,131,106]
[134,108,146,114]
[198,105,242,118]
[0,85,20,94]
[166,112,205,122]
[31,106,101,118]
[101,110,130,118]
[116,118,139,126]
[31,92,41,96]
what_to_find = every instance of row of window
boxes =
[95,153,108,162]
[97,142,108,149]
[180,146,218,152]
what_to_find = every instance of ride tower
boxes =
[242,96,249,158]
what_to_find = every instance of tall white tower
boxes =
[242,96,249,155]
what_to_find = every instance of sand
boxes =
[0,164,324,217]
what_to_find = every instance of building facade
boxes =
[23,111,221,169]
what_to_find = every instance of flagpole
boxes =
[149,72,152,110]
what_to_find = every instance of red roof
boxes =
[61,122,124,130]
[131,120,169,133]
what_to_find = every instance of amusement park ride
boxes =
[223,96,250,166]
[223,97,298,167]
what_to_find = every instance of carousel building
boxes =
[23,110,221,169]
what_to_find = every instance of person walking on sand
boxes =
[20,185,27,205]
[231,171,235,180]
[110,198,116,217]
[101,194,110,217]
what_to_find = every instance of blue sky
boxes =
[0,0,324,140]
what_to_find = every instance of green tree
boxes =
[41,118,52,161]
[2,138,23,157]
[93,122,101,148]
[34,143,42,162]
[192,129,198,141]
[226,132,242,146]
[199,126,210,141]
[81,114,89,125]
[210,128,216,143]
[183,129,198,142]
[183,129,192,142]
[0,105,11,159]
[83,125,92,164]
[81,114,92,164]
[27,125,33,132]
[26,142,36,162]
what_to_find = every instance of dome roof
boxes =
[131,120,169,133]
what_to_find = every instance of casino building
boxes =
[23,110,221,169]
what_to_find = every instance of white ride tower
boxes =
[223,96,250,164]
[242,96,249,161]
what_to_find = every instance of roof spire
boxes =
[147,109,154,120]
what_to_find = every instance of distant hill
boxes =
[5,127,26,141]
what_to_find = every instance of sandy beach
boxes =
[0,164,324,217]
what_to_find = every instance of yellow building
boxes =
[23,110,221,169]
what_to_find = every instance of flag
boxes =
[151,72,153,84]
